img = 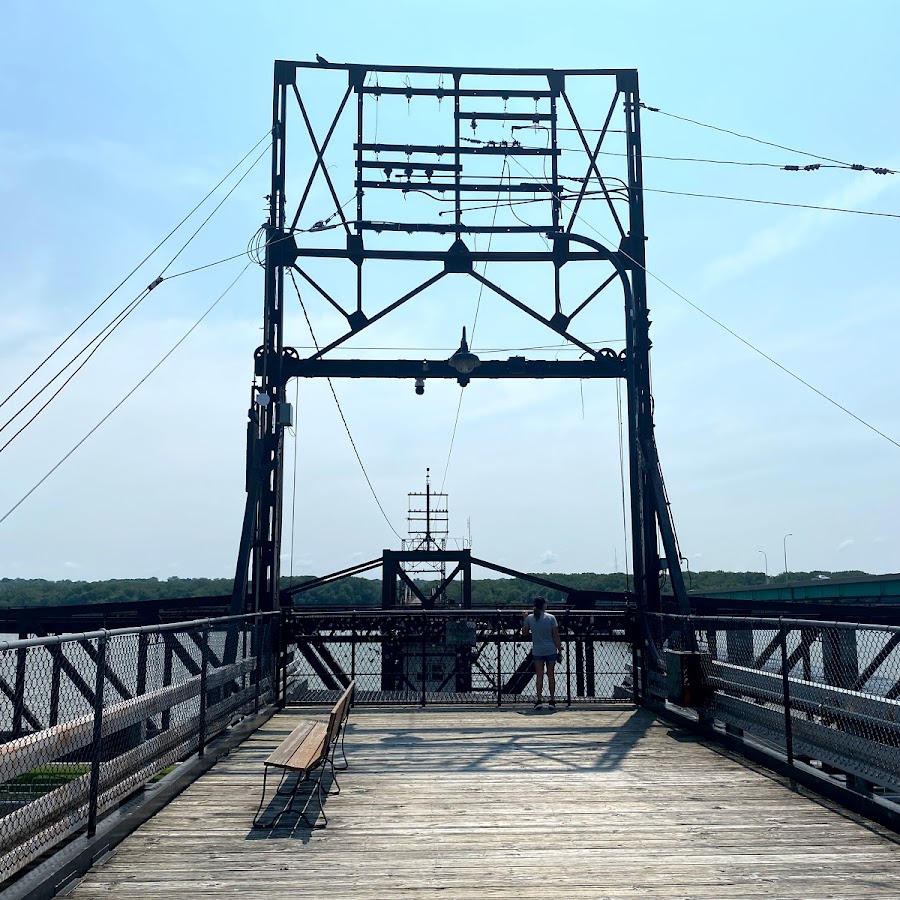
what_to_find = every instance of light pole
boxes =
[783,534,793,584]
[758,550,768,584]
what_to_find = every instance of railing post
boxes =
[631,621,640,706]
[351,612,357,685]
[779,618,794,767]
[278,612,287,708]
[420,613,427,707]
[496,610,502,707]
[87,631,108,838]
[136,633,149,742]
[565,611,572,708]
[198,623,210,757]
[49,643,62,727]
[241,621,248,693]
[12,632,27,738]
[161,634,174,732]
[253,615,261,714]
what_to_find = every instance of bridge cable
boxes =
[505,153,900,452]
[0,129,272,415]
[287,270,403,541]
[0,141,271,455]
[638,102,894,174]
[0,263,252,527]
[438,185,900,222]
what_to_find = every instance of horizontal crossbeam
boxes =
[355,142,560,157]
[286,60,627,76]
[357,160,462,172]
[356,179,556,193]
[358,87,557,98]
[278,357,624,381]
[355,222,553,234]
[456,112,555,121]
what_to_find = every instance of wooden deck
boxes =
[68,705,900,898]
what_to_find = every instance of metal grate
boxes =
[283,610,634,705]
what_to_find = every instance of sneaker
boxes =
[533,702,543,710]
[548,699,556,708]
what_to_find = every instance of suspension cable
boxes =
[0,263,252,526]
[0,130,271,414]
[287,270,402,541]
[0,141,271,455]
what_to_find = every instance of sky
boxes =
[1,1,899,583]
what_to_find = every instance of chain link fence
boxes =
[0,612,279,885]
[284,609,635,705]
[644,613,900,803]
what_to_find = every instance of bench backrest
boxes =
[326,681,355,748]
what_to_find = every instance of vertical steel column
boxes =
[251,62,291,615]
[619,71,660,624]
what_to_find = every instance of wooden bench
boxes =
[252,681,355,829]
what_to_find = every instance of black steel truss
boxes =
[233,60,692,646]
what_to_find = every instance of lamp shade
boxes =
[448,327,481,375]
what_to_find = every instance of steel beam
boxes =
[278,357,623,381]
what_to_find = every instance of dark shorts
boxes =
[533,652,559,664]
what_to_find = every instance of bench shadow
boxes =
[245,769,337,843]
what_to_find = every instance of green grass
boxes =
[0,763,91,800]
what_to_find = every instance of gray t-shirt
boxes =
[524,611,558,656]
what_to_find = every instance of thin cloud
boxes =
[702,171,900,290]
[837,538,856,552]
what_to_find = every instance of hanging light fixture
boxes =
[447,327,480,385]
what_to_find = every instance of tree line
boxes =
[0,569,869,609]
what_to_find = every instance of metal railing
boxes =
[285,608,635,704]
[645,613,900,803]
[0,611,280,885]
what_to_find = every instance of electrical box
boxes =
[665,649,712,708]
[275,402,294,427]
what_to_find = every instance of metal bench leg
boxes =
[298,767,328,829]
[265,774,305,830]
[334,720,350,771]
[329,753,342,795]
[252,766,272,827]
[274,769,293,796]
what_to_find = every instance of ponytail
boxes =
[533,596,546,620]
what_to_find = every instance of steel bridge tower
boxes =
[230,60,690,662]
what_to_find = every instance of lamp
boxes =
[447,327,480,386]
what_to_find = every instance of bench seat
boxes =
[253,682,354,829]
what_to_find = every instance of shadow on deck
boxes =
[65,705,900,899]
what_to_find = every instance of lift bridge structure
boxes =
[3,61,900,896]
[231,59,691,645]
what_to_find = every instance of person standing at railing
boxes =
[521,597,562,710]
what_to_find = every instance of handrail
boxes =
[646,611,900,635]
[0,610,281,653]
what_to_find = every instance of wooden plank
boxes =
[64,706,900,899]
